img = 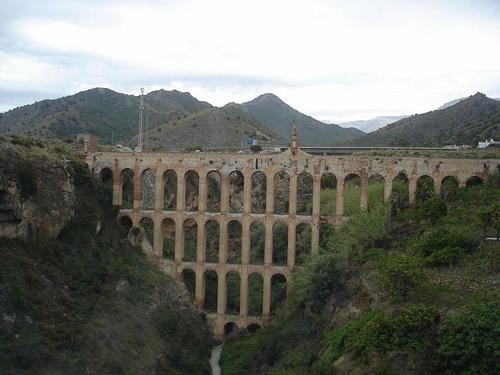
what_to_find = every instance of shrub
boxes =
[435,301,500,374]
[250,144,262,152]
[417,196,447,224]
[378,253,426,300]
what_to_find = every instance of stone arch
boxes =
[229,170,244,212]
[207,170,221,212]
[441,175,459,200]
[121,168,134,208]
[205,220,220,263]
[297,172,313,215]
[272,222,288,265]
[368,173,385,210]
[183,218,197,261]
[181,268,196,297]
[185,170,199,211]
[118,215,133,234]
[344,173,361,215]
[416,175,435,204]
[391,171,409,212]
[139,217,154,253]
[248,273,263,316]
[163,169,177,211]
[466,176,483,187]
[247,323,261,333]
[161,218,175,260]
[227,220,242,263]
[142,168,155,209]
[320,172,337,216]
[251,171,266,213]
[204,270,218,312]
[226,272,240,314]
[224,322,239,337]
[99,167,113,184]
[274,171,290,214]
[271,273,287,314]
[295,223,311,266]
[250,221,265,264]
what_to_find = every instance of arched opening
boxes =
[99,167,113,184]
[142,168,155,210]
[250,221,265,264]
[368,174,385,210]
[416,175,435,204]
[466,176,483,187]
[248,273,263,316]
[344,173,361,215]
[181,268,196,297]
[251,171,266,213]
[139,217,154,252]
[185,170,199,211]
[118,215,132,236]
[224,322,238,337]
[227,220,242,263]
[162,218,175,260]
[274,171,290,214]
[247,323,261,333]
[295,223,311,266]
[272,222,288,265]
[320,172,337,216]
[441,175,459,201]
[271,274,287,314]
[319,221,334,251]
[229,171,244,212]
[205,220,220,263]
[183,218,197,261]
[121,169,134,208]
[207,171,221,212]
[391,171,409,214]
[163,169,177,211]
[226,272,240,314]
[204,270,218,312]
[252,171,267,214]
[297,172,313,215]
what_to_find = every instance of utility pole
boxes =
[138,88,144,152]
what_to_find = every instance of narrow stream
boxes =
[209,344,223,375]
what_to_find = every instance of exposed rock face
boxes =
[0,142,76,239]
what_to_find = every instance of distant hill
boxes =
[0,88,211,143]
[239,93,364,146]
[349,93,500,147]
[339,115,408,133]
[135,104,284,150]
[438,96,500,110]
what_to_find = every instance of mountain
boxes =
[339,115,408,133]
[349,93,500,147]
[438,96,500,110]
[135,104,284,150]
[0,88,211,143]
[239,93,364,146]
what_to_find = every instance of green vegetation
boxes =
[0,160,211,373]
[221,171,500,374]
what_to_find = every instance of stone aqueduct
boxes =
[85,138,498,339]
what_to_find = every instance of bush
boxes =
[417,196,447,224]
[250,144,262,152]
[435,301,500,374]
[414,226,480,266]
[378,253,426,300]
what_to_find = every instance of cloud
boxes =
[1,0,500,121]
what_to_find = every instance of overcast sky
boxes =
[1,0,500,122]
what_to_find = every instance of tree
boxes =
[378,254,426,300]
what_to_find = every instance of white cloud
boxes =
[1,0,500,120]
